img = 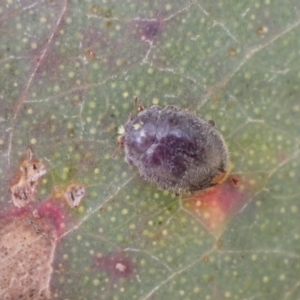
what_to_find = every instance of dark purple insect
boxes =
[117,100,229,195]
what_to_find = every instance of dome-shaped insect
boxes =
[118,99,229,195]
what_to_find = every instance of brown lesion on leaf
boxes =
[52,182,86,208]
[229,48,237,57]
[85,49,96,60]
[229,176,241,187]
[216,239,223,249]
[10,147,47,208]
[203,255,210,262]
[256,26,268,36]
[90,4,100,15]
[63,183,86,208]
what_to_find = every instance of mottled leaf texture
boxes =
[0,0,300,299]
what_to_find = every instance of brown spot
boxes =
[230,176,240,186]
[229,48,237,57]
[216,239,223,249]
[91,4,100,14]
[256,26,268,35]
[203,256,210,262]
[106,20,112,28]
[86,49,96,60]
[10,148,46,208]
[62,183,86,208]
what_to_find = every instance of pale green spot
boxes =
[291,206,298,213]
[89,101,96,108]
[147,68,154,74]
[262,276,269,283]
[68,71,75,78]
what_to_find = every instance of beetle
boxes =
[115,98,229,195]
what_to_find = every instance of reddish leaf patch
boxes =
[182,175,253,236]
[94,251,136,279]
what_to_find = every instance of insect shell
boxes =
[119,104,229,195]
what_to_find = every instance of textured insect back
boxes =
[124,106,160,164]
[122,104,229,195]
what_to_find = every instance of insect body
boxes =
[121,104,229,194]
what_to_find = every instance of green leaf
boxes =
[1,0,300,299]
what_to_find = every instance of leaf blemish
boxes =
[182,175,253,236]
[93,251,136,279]
[131,18,164,42]
[10,148,46,208]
